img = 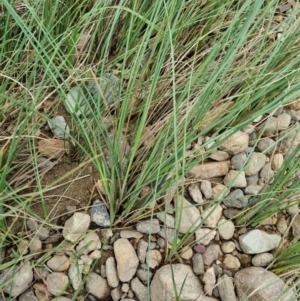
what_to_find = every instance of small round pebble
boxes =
[222,254,241,272]
[194,244,206,254]
[252,253,274,267]
[221,241,235,253]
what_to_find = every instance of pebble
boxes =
[195,228,216,245]
[223,189,248,208]
[90,199,111,227]
[212,184,230,201]
[210,150,230,161]
[137,239,148,263]
[246,174,259,185]
[68,263,83,290]
[26,219,50,240]
[180,246,193,260]
[221,241,235,253]
[151,264,204,301]
[19,289,39,301]
[260,162,275,182]
[202,204,222,228]
[235,267,296,301]
[231,152,247,170]
[0,261,33,297]
[203,244,222,266]
[244,184,262,195]
[158,227,178,244]
[136,219,160,234]
[223,208,241,219]
[224,170,247,188]
[219,131,249,154]
[217,275,237,301]
[63,212,90,242]
[276,216,288,234]
[203,266,216,296]
[188,183,204,204]
[86,273,110,299]
[114,238,139,282]
[217,219,235,240]
[76,231,101,254]
[137,268,153,282]
[64,87,87,116]
[131,277,147,300]
[189,161,231,179]
[119,229,143,239]
[271,153,284,171]
[251,253,274,267]
[192,253,204,275]
[146,249,162,269]
[29,236,42,255]
[222,254,240,272]
[239,229,281,254]
[111,287,122,301]
[47,255,70,272]
[201,180,212,199]
[47,272,69,296]
[46,116,70,140]
[257,137,276,155]
[156,212,175,228]
[245,152,267,175]
[292,214,300,237]
[106,257,119,288]
[38,139,68,158]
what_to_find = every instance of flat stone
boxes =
[68,263,83,290]
[150,264,204,301]
[224,170,247,188]
[271,153,284,171]
[235,267,296,301]
[276,217,288,234]
[222,254,240,272]
[137,239,148,263]
[194,244,206,254]
[38,139,68,158]
[231,152,247,170]
[221,241,235,253]
[180,246,193,260]
[257,137,276,155]
[47,255,69,272]
[210,150,230,161]
[217,275,237,301]
[239,229,281,254]
[131,277,147,301]
[63,212,90,242]
[114,238,139,282]
[136,219,160,234]
[47,116,70,140]
[223,189,248,208]
[202,205,222,228]
[201,180,213,199]
[252,253,274,267]
[106,257,119,288]
[219,131,249,154]
[86,273,110,299]
[189,161,230,179]
[76,231,101,254]
[203,267,216,296]
[47,272,68,296]
[246,174,259,185]
[188,183,204,204]
[217,219,235,240]
[212,184,230,201]
[156,212,175,228]
[244,184,262,195]
[195,228,216,245]
[192,253,204,275]
[223,208,241,219]
[203,244,222,266]
[245,152,267,176]
[90,199,111,227]
[119,229,143,239]
[0,261,33,297]
[146,249,162,269]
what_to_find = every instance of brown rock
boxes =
[189,161,230,180]
[38,139,68,158]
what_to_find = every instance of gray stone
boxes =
[19,289,38,301]
[219,131,249,155]
[246,174,259,185]
[203,244,222,266]
[47,272,68,296]
[137,239,148,263]
[114,238,139,282]
[201,180,213,199]
[257,137,276,155]
[47,255,70,272]
[202,204,222,228]
[86,273,110,299]
[245,152,267,176]
[260,162,275,183]
[76,231,101,254]
[235,267,297,301]
[64,87,87,116]
[210,150,230,161]
[156,212,175,228]
[244,184,262,195]
[217,219,235,240]
[224,170,247,188]
[158,227,179,244]
[223,189,248,208]
[239,229,281,254]
[231,152,247,170]
[222,254,240,272]
[136,219,160,234]
[195,228,216,245]
[252,253,274,267]
[223,208,241,219]
[47,116,70,140]
[68,263,83,290]
[29,236,42,255]
[131,277,147,301]
[150,264,204,301]
[175,196,201,233]
[188,183,204,204]
[63,212,90,242]
[90,199,111,227]
[203,267,216,296]
[192,253,204,275]
[260,114,291,136]
[106,257,119,288]
[217,275,237,301]
[26,219,50,240]
[189,161,231,179]
[0,261,33,297]
[137,268,153,282]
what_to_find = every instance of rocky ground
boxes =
[2,101,300,301]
